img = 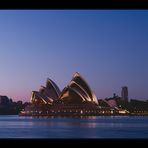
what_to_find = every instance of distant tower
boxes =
[121,86,128,102]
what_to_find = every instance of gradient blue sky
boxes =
[0,10,148,102]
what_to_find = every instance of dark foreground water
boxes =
[0,115,148,138]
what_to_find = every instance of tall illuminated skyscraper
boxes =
[121,86,128,102]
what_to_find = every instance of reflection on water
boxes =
[31,116,97,119]
[0,115,148,138]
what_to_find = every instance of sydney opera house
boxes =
[20,72,129,116]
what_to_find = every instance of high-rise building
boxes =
[121,86,128,102]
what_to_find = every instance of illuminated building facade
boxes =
[20,72,129,116]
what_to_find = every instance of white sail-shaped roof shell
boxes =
[30,78,61,105]
[60,72,98,105]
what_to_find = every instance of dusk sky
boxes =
[0,10,148,102]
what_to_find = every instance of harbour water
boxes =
[0,115,148,139]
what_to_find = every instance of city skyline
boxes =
[0,10,148,102]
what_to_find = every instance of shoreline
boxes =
[18,112,148,117]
